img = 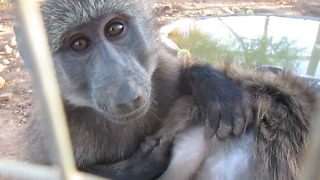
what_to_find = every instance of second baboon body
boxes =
[157,63,316,180]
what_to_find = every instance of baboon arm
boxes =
[180,63,253,139]
[82,136,173,179]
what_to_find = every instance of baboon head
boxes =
[41,0,159,123]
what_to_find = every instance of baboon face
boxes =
[51,12,158,123]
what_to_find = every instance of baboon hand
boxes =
[83,136,173,179]
[182,64,253,139]
[125,135,174,179]
[203,91,253,139]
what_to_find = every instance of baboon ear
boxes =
[13,22,52,70]
[13,23,32,68]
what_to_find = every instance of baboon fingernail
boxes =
[204,126,215,139]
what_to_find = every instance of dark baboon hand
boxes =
[130,135,174,179]
[203,91,253,139]
[180,64,253,139]
[83,136,173,179]
[120,135,173,179]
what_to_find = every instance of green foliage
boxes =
[168,25,306,71]
[168,28,232,62]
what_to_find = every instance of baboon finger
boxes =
[216,109,233,139]
[204,107,221,139]
[135,137,159,159]
[160,134,175,145]
[243,104,254,125]
[153,138,172,161]
[232,106,246,136]
[145,136,158,147]
[241,93,254,125]
[233,116,245,136]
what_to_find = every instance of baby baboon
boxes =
[154,63,317,180]
[18,0,251,179]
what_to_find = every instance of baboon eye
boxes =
[71,38,91,51]
[105,22,124,37]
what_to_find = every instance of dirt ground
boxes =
[0,0,320,173]
[153,0,320,25]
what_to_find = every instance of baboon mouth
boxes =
[105,101,150,123]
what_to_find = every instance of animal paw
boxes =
[128,136,174,178]
[203,91,253,139]
[183,63,253,139]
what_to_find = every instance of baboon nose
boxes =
[116,95,143,109]
[113,81,144,112]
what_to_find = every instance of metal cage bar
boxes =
[14,0,77,178]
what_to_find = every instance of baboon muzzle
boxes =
[112,80,144,112]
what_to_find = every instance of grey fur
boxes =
[23,0,181,169]
[42,0,154,52]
